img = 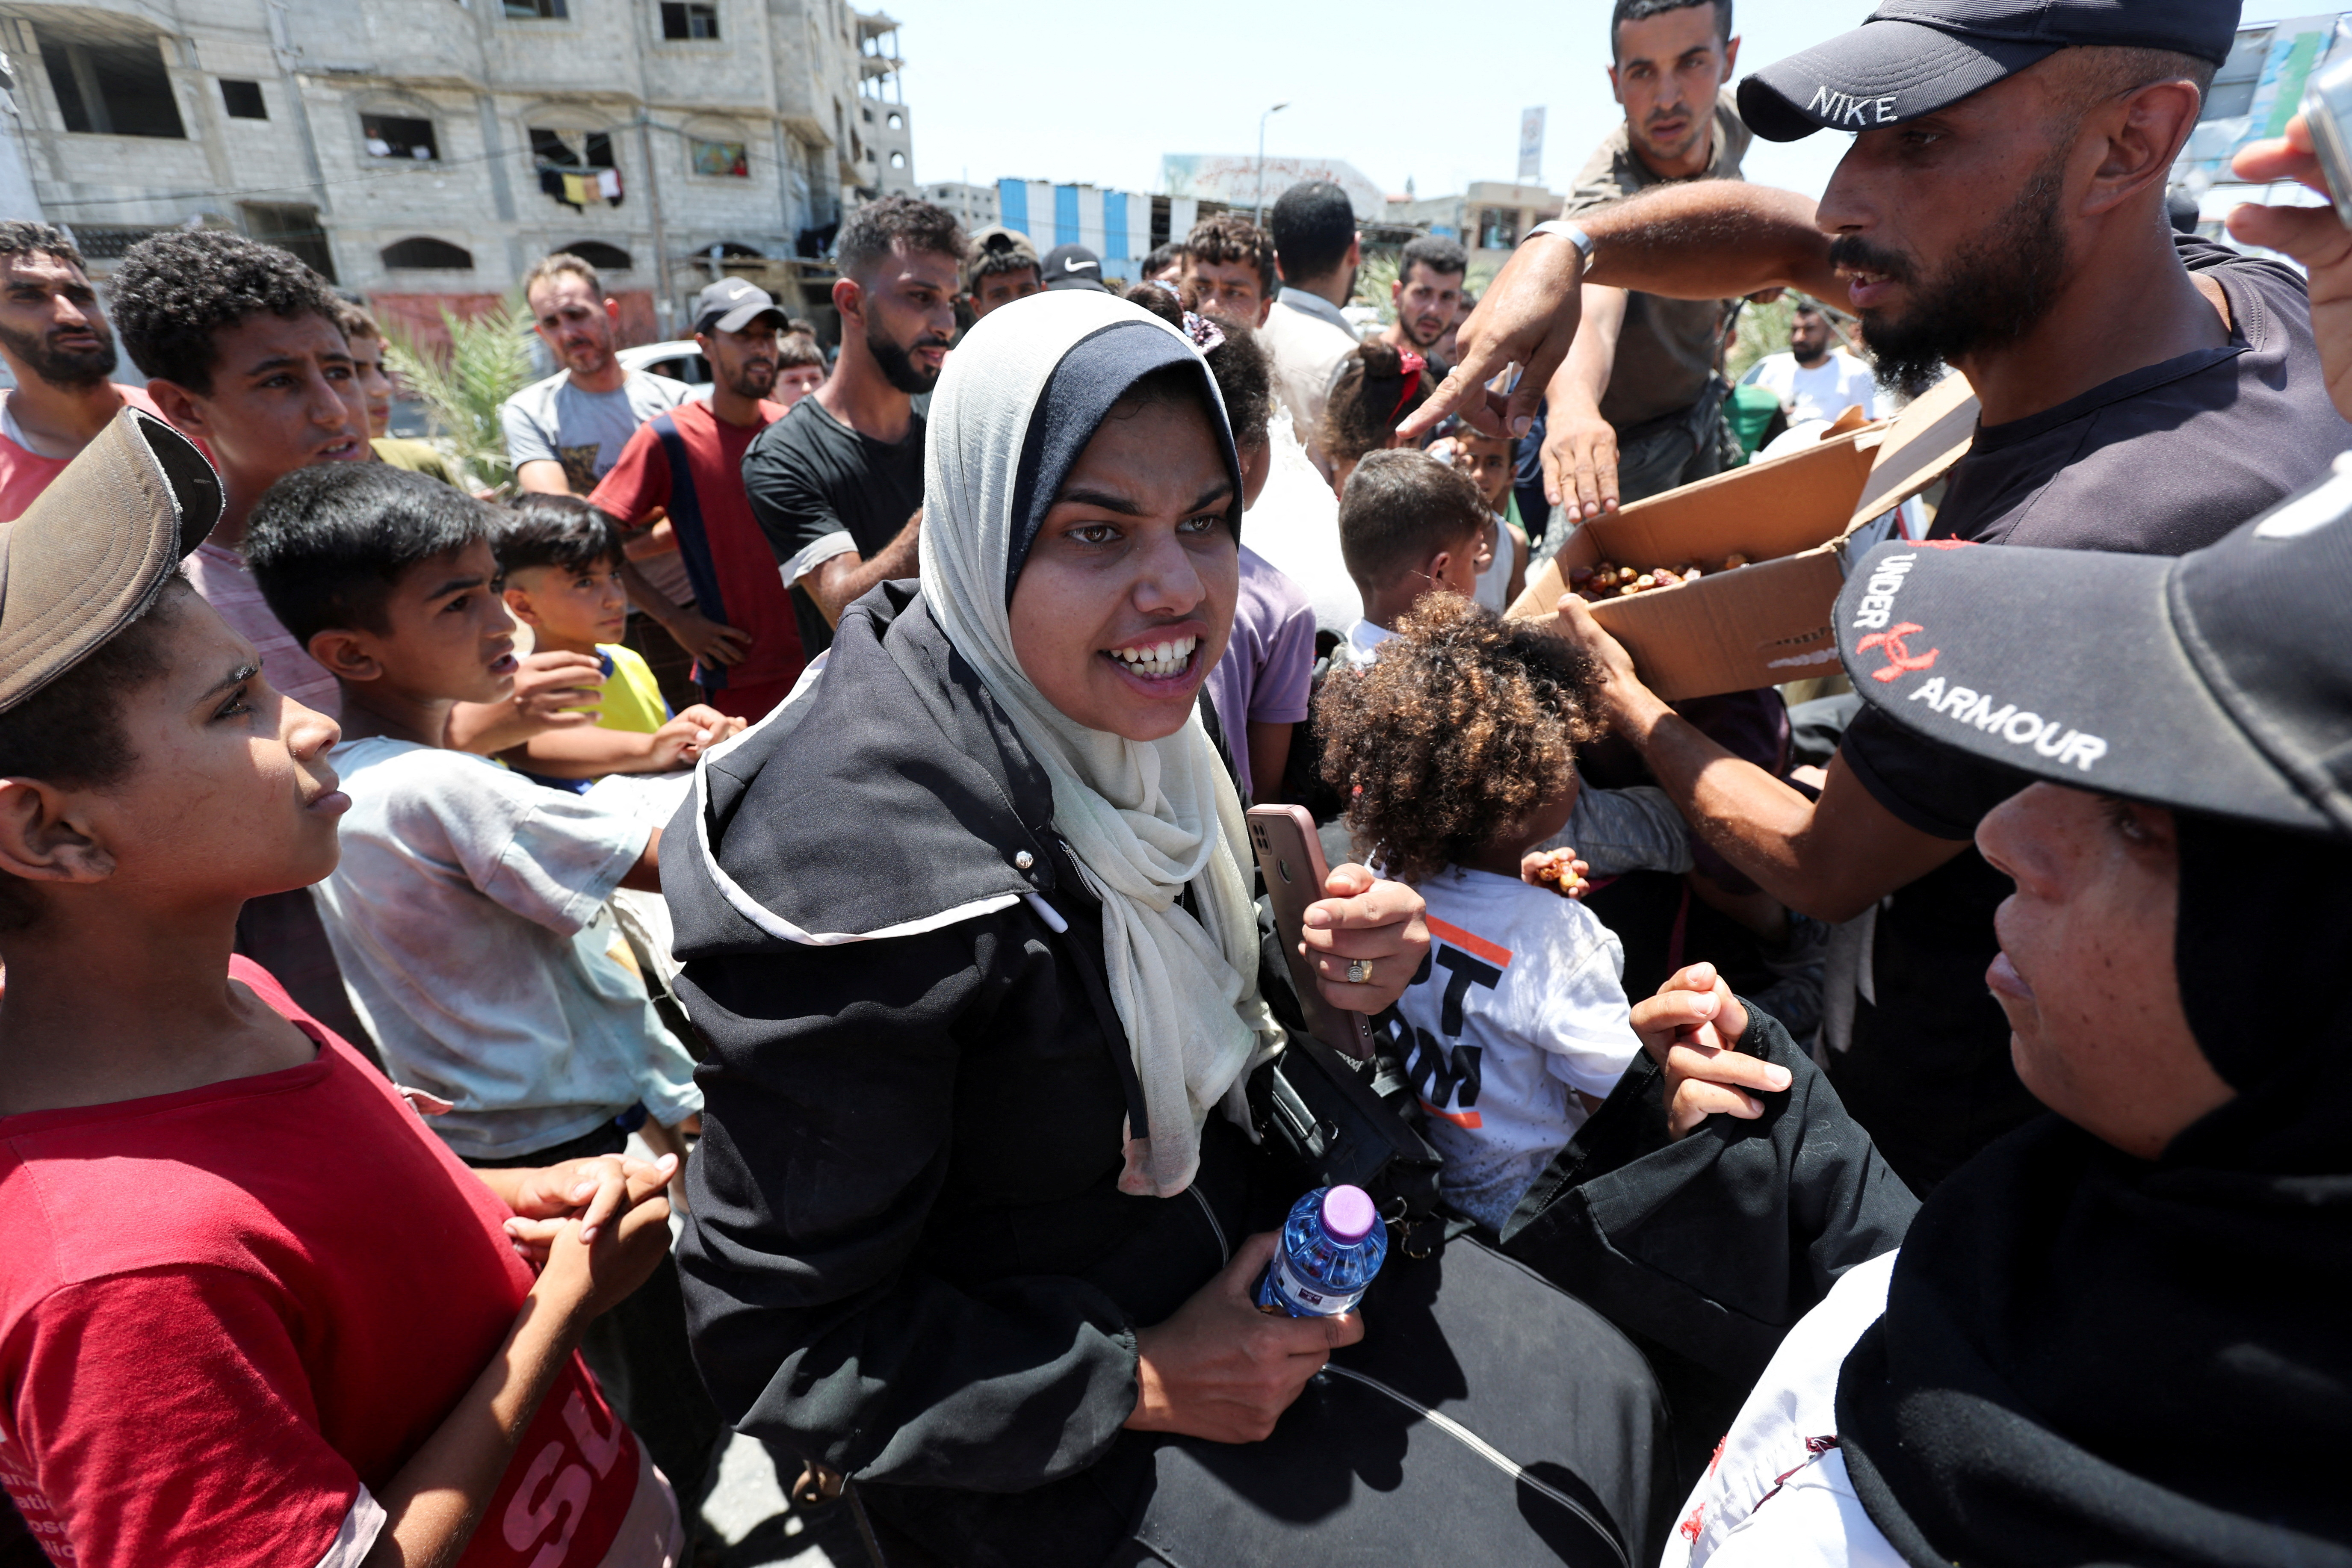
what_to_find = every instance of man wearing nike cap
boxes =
[1409,0,2352,1189]
[1040,242,1112,293]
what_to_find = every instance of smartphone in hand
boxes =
[1247,804,1379,1061]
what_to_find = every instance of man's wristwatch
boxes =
[1525,221,1594,266]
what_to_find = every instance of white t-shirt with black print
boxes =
[1396,866,1643,1230]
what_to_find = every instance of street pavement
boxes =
[697,1432,866,1566]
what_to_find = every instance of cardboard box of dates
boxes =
[1506,372,1980,701]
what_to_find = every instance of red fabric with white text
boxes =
[0,386,174,523]
[0,956,636,1567]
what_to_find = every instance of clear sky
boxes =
[886,1,2318,205]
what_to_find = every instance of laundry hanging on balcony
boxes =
[531,127,625,210]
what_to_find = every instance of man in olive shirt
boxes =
[1543,0,1749,524]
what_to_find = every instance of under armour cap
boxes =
[1738,0,2242,144]
[1836,457,2352,839]
[0,408,221,712]
[692,275,786,337]
[1040,243,1110,292]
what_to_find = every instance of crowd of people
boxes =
[0,0,2346,1564]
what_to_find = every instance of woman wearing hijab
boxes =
[1643,504,2352,1565]
[665,292,1672,1565]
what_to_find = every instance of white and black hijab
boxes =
[920,290,1283,1198]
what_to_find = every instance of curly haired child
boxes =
[1317,591,1644,1229]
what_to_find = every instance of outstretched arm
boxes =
[1406,183,1844,441]
[1551,597,1965,921]
[2230,116,2352,421]
[1541,283,1630,521]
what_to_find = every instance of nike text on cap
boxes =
[692,275,787,337]
[1737,0,2242,144]
[1835,451,2352,837]
[1040,243,1111,292]
[0,408,222,712]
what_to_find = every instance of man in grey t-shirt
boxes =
[502,252,748,687]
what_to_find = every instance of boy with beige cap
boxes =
[0,409,683,1566]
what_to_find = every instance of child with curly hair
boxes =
[1318,591,1643,1230]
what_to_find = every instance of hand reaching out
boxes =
[1521,847,1591,897]
[1541,408,1622,522]
[1628,963,1792,1140]
[509,651,606,728]
[1400,233,1589,442]
[643,703,747,771]
[2229,115,2352,424]
[502,1152,677,1264]
[663,606,752,667]
[444,650,606,755]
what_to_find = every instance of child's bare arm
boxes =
[501,706,745,779]
[617,826,664,893]
[360,1165,671,1566]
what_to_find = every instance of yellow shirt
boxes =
[371,437,462,487]
[596,644,668,735]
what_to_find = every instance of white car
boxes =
[615,340,713,399]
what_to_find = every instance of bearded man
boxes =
[0,221,173,519]
[743,195,962,658]
[1409,0,2352,1190]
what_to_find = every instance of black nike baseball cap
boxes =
[1739,0,2243,144]
[1836,460,2352,838]
[1041,243,1110,292]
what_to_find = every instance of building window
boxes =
[381,236,475,270]
[69,224,171,261]
[563,240,635,272]
[690,138,749,178]
[219,78,267,120]
[1476,208,1518,251]
[362,113,437,161]
[889,151,905,169]
[504,0,569,17]
[35,27,186,139]
[240,203,338,283]
[660,3,720,39]
[886,112,903,130]
[531,127,621,208]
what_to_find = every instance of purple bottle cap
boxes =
[1321,1184,1378,1243]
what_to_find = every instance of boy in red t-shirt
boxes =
[589,279,805,723]
[0,410,683,1566]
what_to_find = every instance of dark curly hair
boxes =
[1324,340,1435,468]
[0,220,83,272]
[1121,282,1274,450]
[836,194,967,282]
[112,229,337,395]
[1184,214,1279,298]
[1317,593,1600,885]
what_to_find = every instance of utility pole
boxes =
[1255,102,1288,224]
[638,117,672,334]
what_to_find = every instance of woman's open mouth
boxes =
[1102,633,1200,688]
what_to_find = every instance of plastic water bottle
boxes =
[1254,1184,1388,1317]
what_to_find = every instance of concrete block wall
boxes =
[17,0,888,321]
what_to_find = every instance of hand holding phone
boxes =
[1246,806,1380,1060]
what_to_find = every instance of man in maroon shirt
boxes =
[590,279,805,723]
